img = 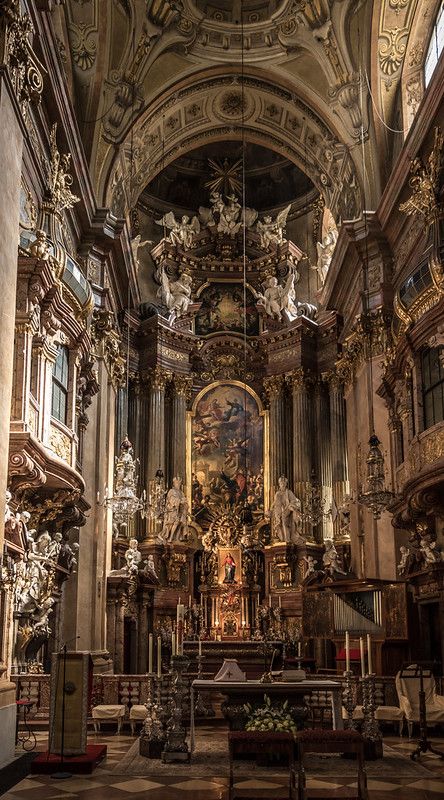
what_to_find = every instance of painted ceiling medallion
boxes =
[214,88,254,121]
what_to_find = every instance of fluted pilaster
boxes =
[326,371,349,538]
[170,374,192,485]
[263,374,287,497]
[314,380,333,542]
[146,367,171,482]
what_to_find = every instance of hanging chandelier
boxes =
[358,433,394,519]
[105,436,146,526]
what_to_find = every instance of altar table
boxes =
[190,678,344,750]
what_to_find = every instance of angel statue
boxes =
[256,204,291,250]
[199,192,257,237]
[156,267,193,320]
[155,211,200,250]
[311,222,338,285]
[257,267,299,321]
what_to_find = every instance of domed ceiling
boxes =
[140,141,315,214]
[194,0,284,23]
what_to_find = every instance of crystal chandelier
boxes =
[358,433,394,519]
[105,436,146,526]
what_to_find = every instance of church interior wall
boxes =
[1,0,444,771]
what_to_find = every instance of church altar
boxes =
[190,678,344,749]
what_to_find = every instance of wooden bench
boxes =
[228,730,296,800]
[295,729,368,800]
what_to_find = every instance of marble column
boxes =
[147,367,171,483]
[288,368,312,501]
[314,380,333,542]
[170,375,191,486]
[264,375,288,498]
[0,2,43,765]
[327,372,349,539]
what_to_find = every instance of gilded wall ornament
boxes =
[378,28,408,76]
[1,0,44,118]
[46,124,80,214]
[399,126,444,221]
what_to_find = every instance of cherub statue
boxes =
[323,539,347,576]
[419,536,441,566]
[257,268,299,321]
[256,204,291,249]
[161,476,189,543]
[269,476,303,544]
[303,555,318,575]
[27,229,51,261]
[397,545,410,575]
[156,211,200,249]
[311,222,338,285]
[156,267,193,320]
[125,538,142,574]
[199,192,257,236]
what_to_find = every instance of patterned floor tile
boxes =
[233,779,283,789]
[8,778,45,791]
[407,779,444,793]
[170,779,228,790]
[304,778,343,789]
[109,779,164,792]
[48,778,105,793]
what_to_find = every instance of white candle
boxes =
[359,636,365,677]
[176,602,185,655]
[198,637,202,657]
[189,594,192,607]
[148,633,153,673]
[345,631,350,673]
[157,635,162,678]
[367,634,372,674]
[172,631,176,657]
[279,595,282,608]
[298,641,301,658]
[269,594,272,608]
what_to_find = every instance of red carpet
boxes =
[31,744,107,774]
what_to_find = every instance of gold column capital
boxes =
[263,374,284,400]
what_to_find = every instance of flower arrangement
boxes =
[244,694,297,734]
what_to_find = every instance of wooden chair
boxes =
[295,728,368,800]
[228,730,296,800]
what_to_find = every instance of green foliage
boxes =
[244,694,297,734]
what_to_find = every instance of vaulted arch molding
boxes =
[103,70,363,225]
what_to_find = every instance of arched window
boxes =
[422,347,444,430]
[424,1,444,87]
[51,345,69,423]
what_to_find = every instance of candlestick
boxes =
[298,641,301,658]
[176,601,185,656]
[198,636,202,657]
[345,630,350,673]
[279,595,281,608]
[189,594,191,607]
[157,635,162,678]
[359,636,365,677]
[172,632,176,657]
[268,594,272,608]
[149,633,153,673]
[367,634,372,674]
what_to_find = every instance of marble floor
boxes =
[2,727,444,800]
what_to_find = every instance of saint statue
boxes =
[270,476,303,543]
[157,267,193,320]
[125,538,142,574]
[223,552,236,583]
[161,476,189,543]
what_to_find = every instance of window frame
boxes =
[51,344,69,424]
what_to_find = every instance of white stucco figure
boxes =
[303,555,318,575]
[257,268,299,321]
[312,222,338,285]
[144,554,158,581]
[397,545,410,575]
[199,192,257,236]
[130,234,153,269]
[270,476,303,543]
[125,538,142,574]
[256,204,291,250]
[161,476,189,543]
[323,539,347,575]
[420,537,440,565]
[157,268,193,320]
[156,211,200,249]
